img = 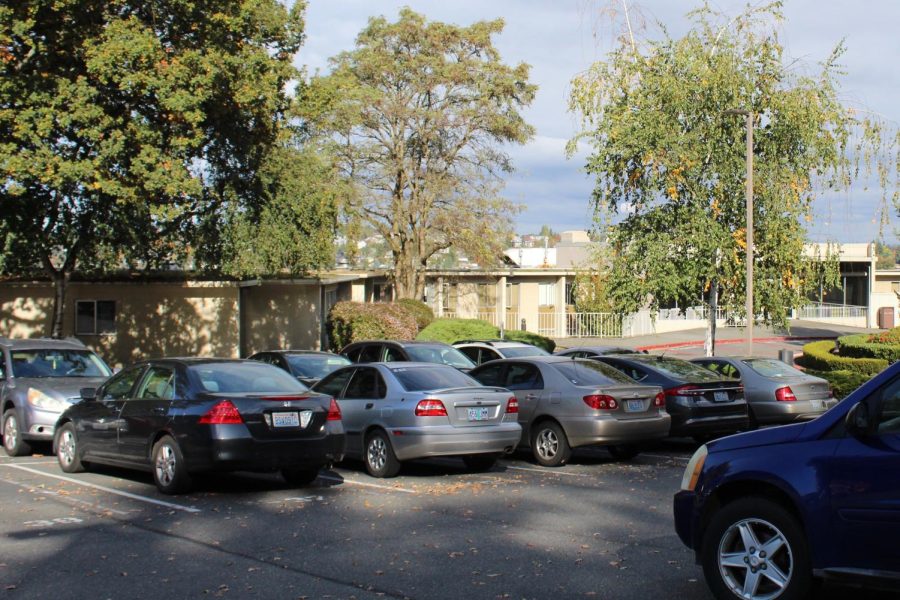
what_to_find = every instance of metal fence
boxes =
[537,312,623,338]
[796,302,867,320]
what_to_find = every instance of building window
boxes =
[476,283,497,309]
[539,283,556,307]
[442,282,458,313]
[506,283,520,308]
[76,300,116,335]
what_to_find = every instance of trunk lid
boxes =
[420,386,511,428]
[199,392,333,440]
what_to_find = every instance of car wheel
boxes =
[462,453,500,472]
[281,467,320,486]
[55,423,84,473]
[701,497,811,600]
[3,409,32,457]
[364,430,401,478]
[530,421,572,467]
[607,444,640,461]
[151,435,192,495]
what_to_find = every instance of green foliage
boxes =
[396,299,435,332]
[796,340,887,376]
[568,4,894,337]
[874,241,899,269]
[327,302,418,350]
[836,332,900,363]
[416,319,498,345]
[302,8,536,298]
[503,330,556,353]
[800,369,872,401]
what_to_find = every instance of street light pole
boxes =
[726,109,754,355]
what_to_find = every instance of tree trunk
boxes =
[50,270,70,339]
[704,280,718,357]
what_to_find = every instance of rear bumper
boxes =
[389,423,522,461]
[564,413,671,447]
[668,403,748,437]
[752,399,835,424]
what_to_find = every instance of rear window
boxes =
[392,366,479,392]
[501,346,550,358]
[743,359,803,379]
[188,362,307,394]
[552,360,637,386]
[285,354,351,379]
[404,345,475,369]
[632,357,723,382]
[10,349,111,378]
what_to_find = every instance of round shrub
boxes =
[327,302,418,350]
[503,330,556,353]
[836,333,900,363]
[795,340,887,376]
[396,298,435,331]
[416,318,498,344]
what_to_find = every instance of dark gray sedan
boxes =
[469,356,670,466]
[691,356,837,427]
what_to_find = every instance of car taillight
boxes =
[775,386,797,402]
[327,398,342,421]
[583,394,618,410]
[415,399,448,417]
[199,400,243,424]
[665,385,702,397]
[506,397,519,414]
[653,392,665,407]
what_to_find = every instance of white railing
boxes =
[796,302,867,320]
[537,312,623,338]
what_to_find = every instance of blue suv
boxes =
[674,362,900,599]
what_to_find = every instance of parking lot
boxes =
[0,440,884,599]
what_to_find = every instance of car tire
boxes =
[530,421,572,467]
[3,409,32,457]
[364,430,401,478]
[701,497,811,600]
[281,467,320,486]
[55,423,85,473]
[462,453,500,472]
[151,435,192,495]
[607,444,641,461]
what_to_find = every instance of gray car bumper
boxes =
[564,413,672,448]
[390,423,523,461]
[752,399,836,424]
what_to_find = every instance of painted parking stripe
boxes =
[317,474,417,494]
[4,464,201,513]
[0,476,130,516]
[504,465,593,478]
[640,453,689,463]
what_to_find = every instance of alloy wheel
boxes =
[57,429,76,468]
[717,517,793,600]
[535,428,559,460]
[3,415,17,451]
[367,437,387,471]
[155,444,177,487]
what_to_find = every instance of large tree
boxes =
[568,3,895,353]
[0,0,310,336]
[302,8,536,299]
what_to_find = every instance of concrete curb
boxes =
[636,336,834,352]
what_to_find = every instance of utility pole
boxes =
[725,109,754,356]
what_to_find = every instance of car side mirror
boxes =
[80,387,97,401]
[845,402,873,437]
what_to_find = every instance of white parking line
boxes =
[504,465,593,478]
[0,460,58,466]
[0,476,130,515]
[4,464,201,513]
[641,453,689,463]
[317,474,417,494]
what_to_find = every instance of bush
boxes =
[795,340,887,376]
[800,368,873,401]
[503,330,556,353]
[327,302,418,350]
[396,298,435,331]
[416,318,498,344]
[836,333,900,363]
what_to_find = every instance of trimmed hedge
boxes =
[836,333,900,363]
[801,368,872,401]
[416,318,497,344]
[503,329,556,353]
[327,302,418,350]
[795,340,887,376]
[396,298,435,331]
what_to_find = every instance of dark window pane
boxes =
[188,362,306,394]
[137,367,175,400]
[101,366,144,400]
[313,369,354,398]
[471,363,504,387]
[76,301,95,335]
[505,364,543,390]
[393,366,478,392]
[551,360,636,386]
[345,368,380,399]
[96,301,116,334]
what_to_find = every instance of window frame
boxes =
[75,299,117,336]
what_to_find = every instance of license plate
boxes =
[626,399,644,412]
[272,411,311,428]
[713,391,729,403]
[810,399,824,410]
[467,407,490,421]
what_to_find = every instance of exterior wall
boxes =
[0,283,53,338]
[455,282,480,318]
[518,280,541,333]
[240,283,321,355]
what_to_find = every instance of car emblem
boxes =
[283,401,291,407]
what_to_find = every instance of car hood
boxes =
[707,421,807,453]
[11,377,109,400]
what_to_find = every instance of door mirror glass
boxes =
[845,402,872,437]
[80,387,97,401]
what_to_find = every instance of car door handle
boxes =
[365,403,374,409]
[525,394,538,400]
[152,407,167,415]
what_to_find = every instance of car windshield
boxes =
[552,360,637,386]
[743,359,804,379]
[189,362,307,394]
[404,345,475,369]
[10,349,111,378]
[392,366,479,392]
[632,357,723,382]
[501,346,549,358]
[285,354,351,379]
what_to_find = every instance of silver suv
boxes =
[453,339,549,366]
[1,337,112,456]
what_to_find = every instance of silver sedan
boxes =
[312,362,522,478]
[469,356,671,466]
[691,356,837,427]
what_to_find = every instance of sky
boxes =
[297,0,900,244]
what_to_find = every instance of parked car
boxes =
[312,362,521,477]
[340,340,475,371]
[691,356,837,428]
[1,337,113,456]
[590,354,748,440]
[554,345,645,358]
[674,362,900,599]
[53,358,345,494]
[453,339,549,365]
[247,350,350,387]
[468,356,670,465]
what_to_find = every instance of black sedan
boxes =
[590,354,748,441]
[248,349,351,387]
[53,358,345,494]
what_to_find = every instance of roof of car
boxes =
[343,340,451,347]
[555,345,640,354]
[453,340,536,348]
[0,337,88,351]
[474,355,592,366]
[252,350,342,356]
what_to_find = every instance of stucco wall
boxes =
[240,283,321,355]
